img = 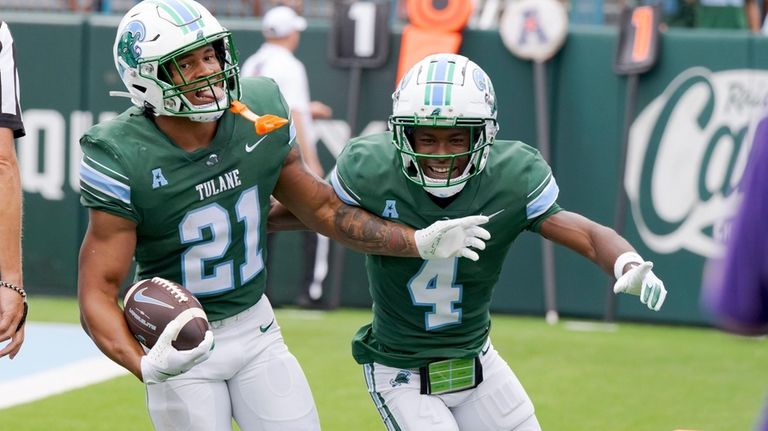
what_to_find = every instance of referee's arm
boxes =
[0,20,27,360]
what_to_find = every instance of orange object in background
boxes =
[406,0,472,30]
[396,0,473,84]
[397,26,463,84]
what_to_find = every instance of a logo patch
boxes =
[152,168,169,189]
[390,370,412,387]
[382,200,399,219]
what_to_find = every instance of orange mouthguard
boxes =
[230,100,289,135]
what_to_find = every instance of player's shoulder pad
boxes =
[489,140,549,174]
[336,132,395,188]
[239,77,289,119]
[80,106,147,160]
[334,132,397,200]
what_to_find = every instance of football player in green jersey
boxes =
[76,3,491,431]
[274,53,669,430]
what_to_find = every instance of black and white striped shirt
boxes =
[0,21,24,138]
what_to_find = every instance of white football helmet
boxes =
[390,54,499,198]
[113,0,240,122]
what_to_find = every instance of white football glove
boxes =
[613,259,667,312]
[415,215,491,261]
[140,318,214,385]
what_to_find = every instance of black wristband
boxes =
[15,302,28,332]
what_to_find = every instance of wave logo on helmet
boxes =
[116,21,146,71]
[473,67,497,117]
[473,68,486,92]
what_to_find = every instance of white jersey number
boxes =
[408,258,462,330]
[179,187,264,295]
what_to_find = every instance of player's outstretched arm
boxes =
[272,148,490,260]
[78,210,146,380]
[540,211,667,311]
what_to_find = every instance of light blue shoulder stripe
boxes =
[329,167,360,206]
[526,175,558,219]
[79,159,131,204]
[288,121,297,146]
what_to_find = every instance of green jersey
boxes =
[331,132,562,368]
[79,77,293,321]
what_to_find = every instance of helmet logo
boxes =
[117,20,146,68]
[472,68,497,116]
[430,108,441,116]
[473,68,486,92]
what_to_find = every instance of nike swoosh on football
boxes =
[134,287,175,309]
[245,135,268,153]
[259,318,275,333]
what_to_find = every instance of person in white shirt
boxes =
[241,6,333,308]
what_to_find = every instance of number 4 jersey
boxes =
[79,77,292,321]
[331,132,562,369]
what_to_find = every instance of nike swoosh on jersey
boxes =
[259,318,275,333]
[134,287,175,309]
[245,135,269,153]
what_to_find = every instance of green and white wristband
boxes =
[613,252,644,280]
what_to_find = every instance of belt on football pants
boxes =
[209,300,262,329]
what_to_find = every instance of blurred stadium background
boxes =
[2,0,767,429]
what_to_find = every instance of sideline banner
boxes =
[8,15,766,324]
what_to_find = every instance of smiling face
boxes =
[164,43,226,107]
[411,126,471,180]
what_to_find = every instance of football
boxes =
[123,277,210,350]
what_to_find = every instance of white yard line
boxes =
[0,356,128,409]
[563,320,619,333]
[0,322,130,409]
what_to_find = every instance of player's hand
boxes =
[613,261,667,311]
[140,319,214,384]
[415,215,491,261]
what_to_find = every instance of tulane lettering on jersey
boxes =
[194,169,242,200]
[79,78,293,321]
[332,132,561,368]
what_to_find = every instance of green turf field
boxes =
[2,296,766,430]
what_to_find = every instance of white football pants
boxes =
[362,339,541,431]
[146,295,320,431]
